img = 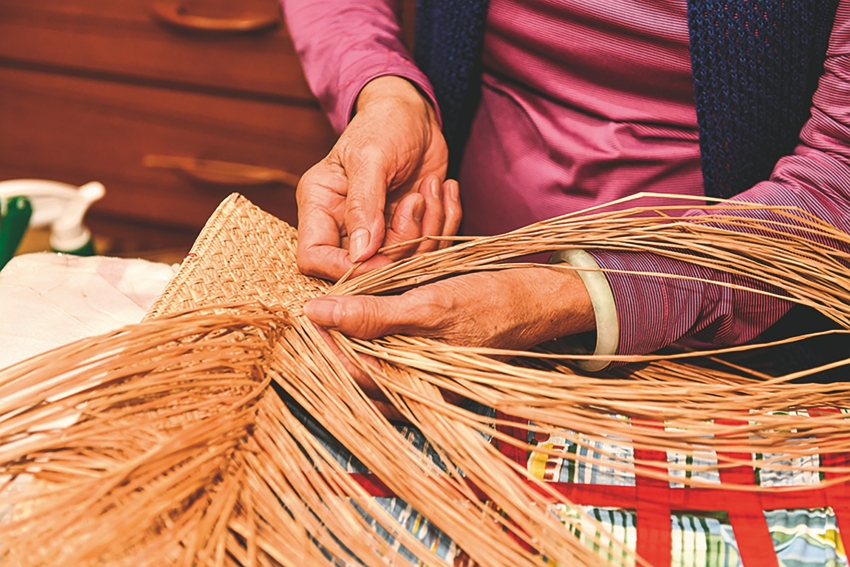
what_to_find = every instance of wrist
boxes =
[549,250,619,371]
[355,75,437,124]
[504,266,595,350]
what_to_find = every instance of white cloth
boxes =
[0,253,177,369]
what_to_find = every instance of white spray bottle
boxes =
[0,179,105,256]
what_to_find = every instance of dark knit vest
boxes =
[414,0,845,380]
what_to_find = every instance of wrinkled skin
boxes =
[296,76,460,281]
[295,76,595,413]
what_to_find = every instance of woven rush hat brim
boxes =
[146,193,329,319]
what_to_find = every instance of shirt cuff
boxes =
[549,249,619,371]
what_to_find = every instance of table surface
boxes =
[0,252,177,369]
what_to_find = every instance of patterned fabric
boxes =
[527,415,850,566]
[287,394,850,565]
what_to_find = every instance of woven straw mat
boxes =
[145,193,330,319]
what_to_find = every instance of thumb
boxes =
[303,295,412,340]
[344,160,388,263]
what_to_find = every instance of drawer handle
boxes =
[143,155,300,187]
[150,2,281,34]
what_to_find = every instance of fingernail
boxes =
[412,196,425,222]
[349,228,370,262]
[304,297,342,327]
[429,176,441,199]
[446,180,459,200]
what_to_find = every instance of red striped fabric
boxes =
[810,409,850,557]
[714,418,779,567]
[634,447,672,567]
[348,412,850,565]
[350,472,844,512]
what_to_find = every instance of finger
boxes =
[344,154,389,263]
[311,323,380,393]
[349,254,396,278]
[311,323,409,421]
[317,312,463,414]
[372,400,409,423]
[303,293,434,341]
[439,179,462,250]
[415,175,446,254]
[296,167,351,279]
[297,242,356,281]
[300,244,395,281]
[382,192,425,261]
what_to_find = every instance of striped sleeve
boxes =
[281,0,439,133]
[591,2,850,355]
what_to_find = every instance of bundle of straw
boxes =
[0,193,848,566]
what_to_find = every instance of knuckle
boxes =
[343,297,383,339]
[357,144,390,164]
[346,191,371,211]
[434,206,447,227]
[295,165,318,201]
[404,287,452,329]
[296,159,339,204]
[296,245,336,280]
[296,255,323,278]
[344,145,390,179]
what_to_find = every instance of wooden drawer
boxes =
[0,65,336,231]
[0,0,315,101]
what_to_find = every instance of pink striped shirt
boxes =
[282,0,850,355]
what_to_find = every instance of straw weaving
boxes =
[1,193,849,566]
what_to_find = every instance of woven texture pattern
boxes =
[687,0,838,198]
[146,193,329,318]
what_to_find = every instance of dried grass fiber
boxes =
[0,193,849,566]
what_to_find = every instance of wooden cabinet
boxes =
[0,0,338,257]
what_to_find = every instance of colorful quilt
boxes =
[290,400,850,566]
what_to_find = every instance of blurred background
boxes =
[0,0,415,264]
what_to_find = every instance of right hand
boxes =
[296,75,461,281]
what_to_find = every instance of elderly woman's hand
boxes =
[296,75,461,281]
[303,267,596,352]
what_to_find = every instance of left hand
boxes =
[303,266,595,352]
[295,76,459,281]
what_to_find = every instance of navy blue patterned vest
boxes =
[414,0,844,379]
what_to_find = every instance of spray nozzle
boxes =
[0,179,105,256]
